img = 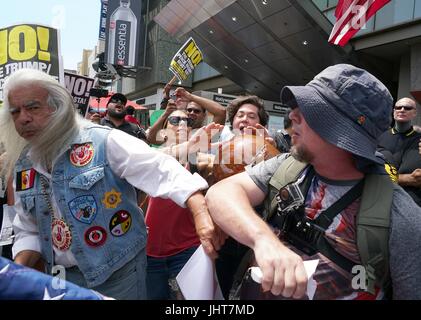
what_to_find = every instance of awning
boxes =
[88,92,147,110]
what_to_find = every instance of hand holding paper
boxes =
[249,259,319,300]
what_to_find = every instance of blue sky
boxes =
[1,0,101,70]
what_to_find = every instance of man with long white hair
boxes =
[0,69,223,299]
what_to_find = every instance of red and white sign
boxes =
[328,0,391,46]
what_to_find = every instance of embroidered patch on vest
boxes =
[109,210,132,237]
[68,195,98,224]
[52,218,72,251]
[70,143,94,167]
[16,168,36,191]
[84,226,107,247]
[102,189,122,209]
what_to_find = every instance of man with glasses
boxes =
[147,87,226,145]
[378,97,421,206]
[174,88,226,129]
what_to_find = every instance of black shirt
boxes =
[378,127,421,206]
[100,117,147,143]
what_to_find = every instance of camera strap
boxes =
[313,178,364,229]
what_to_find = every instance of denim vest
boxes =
[14,125,147,287]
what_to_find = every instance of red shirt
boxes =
[145,197,200,257]
[124,115,140,126]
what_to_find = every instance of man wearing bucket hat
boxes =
[206,64,421,300]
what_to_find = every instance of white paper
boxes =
[0,204,16,246]
[249,259,319,300]
[176,245,224,300]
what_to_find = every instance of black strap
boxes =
[298,167,315,198]
[314,179,364,229]
[285,176,365,273]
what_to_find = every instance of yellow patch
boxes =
[385,163,398,183]
[102,189,122,209]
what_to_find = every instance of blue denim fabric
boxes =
[65,248,147,299]
[14,124,147,287]
[146,246,197,300]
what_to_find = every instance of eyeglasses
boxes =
[167,116,193,127]
[187,108,203,114]
[109,99,125,105]
[394,105,415,111]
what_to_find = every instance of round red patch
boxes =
[70,143,94,167]
[84,226,107,247]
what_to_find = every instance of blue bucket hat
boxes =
[281,64,393,164]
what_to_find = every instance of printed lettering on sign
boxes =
[0,23,62,100]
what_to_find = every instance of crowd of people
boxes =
[0,63,421,300]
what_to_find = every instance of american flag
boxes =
[328,0,391,46]
[0,257,111,300]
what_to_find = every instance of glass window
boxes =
[325,8,336,24]
[328,0,339,8]
[312,0,328,11]
[193,62,220,82]
[414,0,421,18]
[375,0,414,30]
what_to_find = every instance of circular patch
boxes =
[84,226,107,247]
[52,218,72,251]
[109,210,132,237]
[70,143,94,167]
[102,189,122,209]
[68,195,98,224]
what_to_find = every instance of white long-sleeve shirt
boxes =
[12,129,208,266]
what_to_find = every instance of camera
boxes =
[270,182,324,255]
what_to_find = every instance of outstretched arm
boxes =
[175,87,227,124]
[186,191,226,259]
[146,102,177,145]
[205,172,307,298]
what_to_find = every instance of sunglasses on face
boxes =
[109,99,125,105]
[167,116,193,127]
[394,105,415,111]
[187,107,203,114]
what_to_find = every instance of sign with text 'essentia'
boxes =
[0,23,63,100]
[105,0,142,67]
[64,72,94,115]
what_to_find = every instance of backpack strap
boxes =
[262,155,308,221]
[357,173,393,296]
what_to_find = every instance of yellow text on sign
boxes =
[184,41,202,66]
[0,25,51,65]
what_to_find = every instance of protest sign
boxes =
[0,23,63,100]
[169,37,203,82]
[64,72,95,115]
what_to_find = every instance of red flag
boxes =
[328,0,391,46]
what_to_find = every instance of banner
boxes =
[104,0,142,67]
[99,0,109,41]
[169,37,203,82]
[0,23,62,100]
[328,0,391,46]
[64,72,95,115]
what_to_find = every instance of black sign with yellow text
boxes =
[0,23,62,100]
